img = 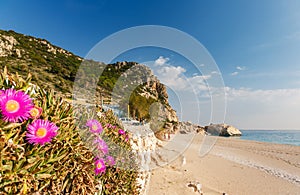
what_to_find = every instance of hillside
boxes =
[0,29,178,133]
[0,29,81,94]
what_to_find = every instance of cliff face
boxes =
[100,61,178,131]
[0,29,178,132]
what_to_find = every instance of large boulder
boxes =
[205,124,242,136]
[178,121,205,135]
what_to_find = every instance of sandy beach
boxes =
[148,133,300,195]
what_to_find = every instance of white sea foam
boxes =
[212,150,300,186]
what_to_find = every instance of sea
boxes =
[239,130,300,146]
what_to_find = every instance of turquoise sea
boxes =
[240,130,300,146]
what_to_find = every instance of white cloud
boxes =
[224,87,300,129]
[153,63,211,93]
[156,65,187,89]
[187,75,210,89]
[211,71,220,75]
[225,87,300,102]
[151,58,300,129]
[236,66,246,71]
[154,56,169,66]
[187,75,212,97]
[169,85,300,129]
[231,71,239,76]
[187,75,211,85]
[230,66,246,76]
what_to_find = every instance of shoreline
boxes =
[239,129,300,147]
[148,133,300,195]
[216,135,300,147]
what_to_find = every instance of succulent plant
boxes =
[0,67,140,194]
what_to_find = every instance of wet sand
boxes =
[148,134,300,195]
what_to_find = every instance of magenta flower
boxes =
[106,155,116,166]
[86,119,103,133]
[94,158,106,175]
[94,137,108,155]
[26,119,58,145]
[118,129,125,135]
[125,135,129,142]
[0,89,34,122]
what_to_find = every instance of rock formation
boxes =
[204,123,242,136]
[125,123,157,195]
[178,121,205,134]
[0,29,179,135]
[0,34,22,58]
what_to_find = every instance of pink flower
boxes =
[106,123,112,128]
[29,106,43,119]
[94,158,106,175]
[118,129,125,135]
[26,119,58,145]
[94,137,108,155]
[0,89,34,122]
[125,135,129,142]
[86,119,103,134]
[106,155,115,166]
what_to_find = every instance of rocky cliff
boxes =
[100,61,179,134]
[0,29,178,134]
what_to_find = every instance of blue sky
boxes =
[1,0,300,129]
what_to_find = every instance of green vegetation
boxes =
[0,30,81,94]
[0,68,139,194]
[98,62,135,93]
[0,68,96,194]
[128,88,157,120]
[0,29,177,135]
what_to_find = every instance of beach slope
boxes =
[148,134,300,195]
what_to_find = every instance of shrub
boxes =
[0,67,139,194]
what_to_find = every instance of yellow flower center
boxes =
[36,128,47,138]
[5,100,20,113]
[92,124,98,130]
[97,162,103,169]
[30,108,39,117]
